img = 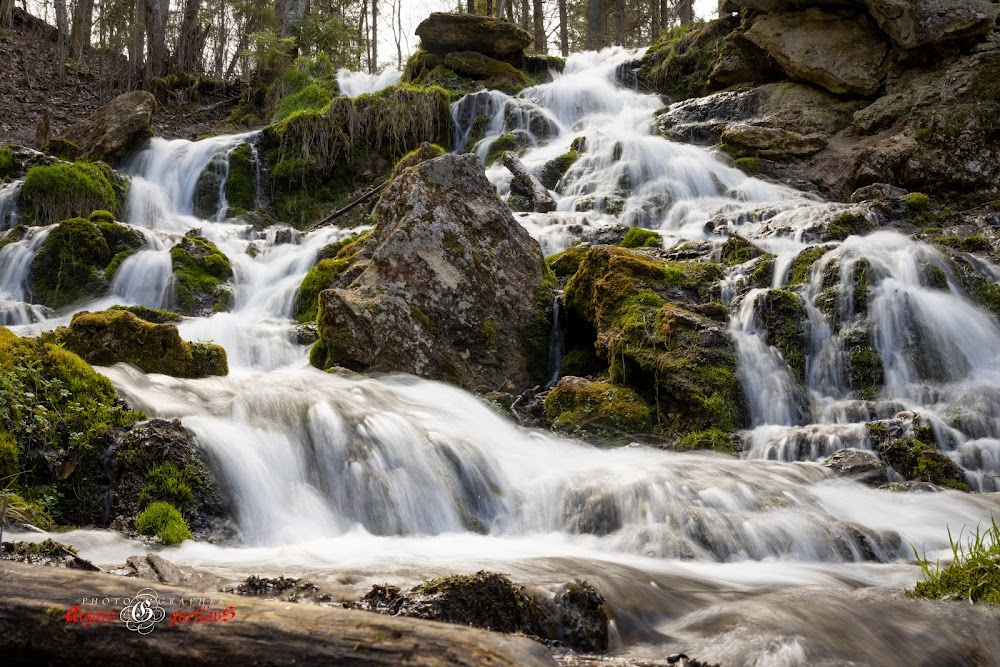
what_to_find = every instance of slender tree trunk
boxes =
[129,0,144,87]
[486,0,493,16]
[395,0,402,66]
[587,0,605,50]
[532,0,545,53]
[519,0,529,30]
[558,0,567,56]
[678,0,693,25]
[371,0,377,73]
[613,0,624,45]
[467,0,474,12]
[0,0,13,28]
[176,0,202,72]
[214,0,226,76]
[651,0,660,40]
[54,0,68,83]
[145,0,167,80]
[69,0,94,58]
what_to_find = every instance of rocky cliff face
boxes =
[313,153,553,393]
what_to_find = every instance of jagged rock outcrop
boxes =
[745,9,890,96]
[313,153,552,393]
[864,0,1000,49]
[54,91,156,164]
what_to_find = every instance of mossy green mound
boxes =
[135,501,192,545]
[0,145,17,180]
[169,231,233,315]
[19,161,123,226]
[868,422,969,491]
[404,49,536,96]
[29,217,144,309]
[58,309,228,378]
[295,230,371,323]
[620,227,663,249]
[0,326,144,524]
[544,377,653,435]
[224,143,257,214]
[637,17,739,101]
[720,235,763,266]
[563,245,744,441]
[392,142,446,178]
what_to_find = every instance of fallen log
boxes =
[0,561,556,666]
[501,152,556,213]
[310,180,390,230]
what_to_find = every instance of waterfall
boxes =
[0,180,22,229]
[336,67,403,98]
[5,47,1000,666]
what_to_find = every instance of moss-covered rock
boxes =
[843,324,884,401]
[265,84,452,227]
[107,304,183,324]
[19,162,123,226]
[224,143,257,214]
[825,210,874,241]
[546,244,590,278]
[408,51,535,96]
[485,133,522,165]
[868,422,969,491]
[788,246,830,285]
[538,150,579,190]
[544,376,653,435]
[135,501,192,545]
[29,216,144,309]
[55,90,155,165]
[563,245,744,440]
[637,17,740,101]
[620,227,663,249]
[757,288,808,382]
[0,326,145,525]
[294,231,371,324]
[0,145,17,181]
[720,235,763,266]
[58,309,228,378]
[391,142,446,178]
[169,231,233,316]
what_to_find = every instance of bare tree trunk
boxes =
[587,0,605,50]
[558,0,567,55]
[614,0,624,45]
[651,0,660,40]
[176,0,202,72]
[55,0,68,83]
[519,0,529,31]
[129,0,144,87]
[69,0,94,58]
[467,0,474,12]
[0,0,13,28]
[371,0,377,73]
[214,0,227,76]
[395,0,403,66]
[532,0,545,53]
[145,0,168,80]
[486,0,493,16]
[496,0,507,19]
[678,0,693,25]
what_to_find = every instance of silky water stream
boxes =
[2,47,999,665]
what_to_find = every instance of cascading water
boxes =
[336,67,403,97]
[0,179,21,229]
[5,47,1000,665]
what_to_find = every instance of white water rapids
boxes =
[3,47,1000,664]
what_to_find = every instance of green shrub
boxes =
[19,162,120,226]
[135,501,192,545]
[0,430,19,487]
[139,462,193,510]
[910,519,1000,604]
[0,145,17,180]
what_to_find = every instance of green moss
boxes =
[678,427,738,454]
[486,134,520,165]
[852,258,870,316]
[169,231,233,316]
[224,143,257,214]
[0,145,17,180]
[903,192,947,227]
[138,462,193,510]
[410,51,535,97]
[19,161,120,226]
[563,246,743,438]
[546,245,589,278]
[0,493,54,529]
[921,264,949,290]
[720,235,762,266]
[0,224,27,250]
[750,253,776,288]
[295,230,370,323]
[934,235,992,253]
[0,430,19,487]
[135,501,192,545]
[843,325,883,400]
[758,289,807,381]
[733,157,763,174]
[58,309,228,378]
[620,227,663,249]
[392,142,445,177]
[522,270,559,386]
[910,519,1000,604]
[825,211,872,241]
[637,17,738,101]
[107,304,183,323]
[544,378,653,434]
[559,346,604,378]
[29,217,143,309]
[89,209,115,223]
[0,326,144,524]
[789,246,830,285]
[538,150,580,189]
[868,423,969,491]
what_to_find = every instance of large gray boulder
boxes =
[725,0,865,10]
[315,153,552,393]
[56,91,156,164]
[415,12,532,64]
[746,9,891,96]
[864,0,1000,49]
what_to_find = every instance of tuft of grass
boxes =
[910,519,1000,604]
[135,501,192,545]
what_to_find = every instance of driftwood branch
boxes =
[310,181,390,230]
[501,152,556,213]
[0,561,556,666]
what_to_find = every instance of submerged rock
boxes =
[314,153,553,393]
[58,309,228,378]
[168,230,233,316]
[354,571,609,653]
[825,448,890,485]
[0,539,98,570]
